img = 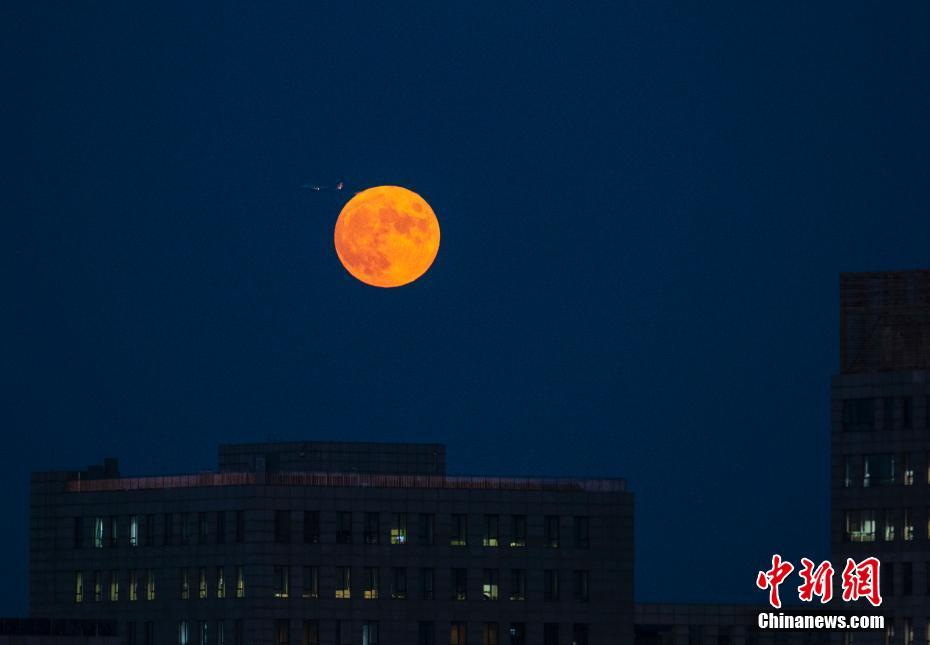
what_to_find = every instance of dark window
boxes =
[418,623,434,645]
[509,569,526,601]
[572,624,589,645]
[302,621,319,645]
[336,621,350,645]
[391,567,406,599]
[453,568,467,600]
[180,568,190,600]
[863,454,896,487]
[163,513,173,546]
[144,515,154,547]
[362,622,378,645]
[573,570,589,602]
[302,566,318,598]
[216,512,225,545]
[843,398,875,432]
[73,517,83,548]
[451,514,467,546]
[198,513,207,544]
[364,512,380,544]
[902,562,912,595]
[926,397,930,429]
[545,516,560,548]
[420,568,434,600]
[109,516,119,547]
[509,623,525,645]
[274,511,291,544]
[902,397,913,429]
[235,511,245,543]
[274,620,289,645]
[483,515,499,546]
[449,623,466,645]
[510,515,527,547]
[126,622,136,645]
[574,516,590,548]
[543,624,558,645]
[926,562,930,594]
[337,512,352,544]
[304,511,320,544]
[883,397,894,430]
[544,569,559,601]
[484,624,499,645]
[418,513,434,545]
[233,621,242,645]
[182,513,194,545]
[144,623,155,645]
[882,562,894,597]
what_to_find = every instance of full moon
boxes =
[333,185,440,288]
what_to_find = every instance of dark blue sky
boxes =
[3,1,930,614]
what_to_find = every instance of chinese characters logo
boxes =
[756,554,881,608]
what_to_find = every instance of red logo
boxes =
[756,555,881,607]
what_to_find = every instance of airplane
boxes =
[302,177,345,192]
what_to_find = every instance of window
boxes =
[545,516,560,548]
[449,623,466,645]
[391,567,406,599]
[510,515,526,547]
[304,511,320,544]
[302,621,319,645]
[335,621,350,645]
[182,513,194,544]
[544,569,559,601]
[129,516,139,546]
[882,563,894,598]
[573,570,589,602]
[94,570,102,601]
[109,516,119,547]
[863,454,895,487]
[94,517,105,548]
[335,566,351,599]
[844,509,877,542]
[234,622,242,645]
[302,566,319,598]
[362,622,379,645]
[164,513,174,546]
[418,513,434,545]
[180,568,190,600]
[509,623,525,645]
[902,562,913,595]
[73,517,83,548]
[275,620,289,645]
[843,398,874,432]
[198,568,208,599]
[199,622,208,645]
[509,569,526,601]
[904,618,914,645]
[453,568,467,600]
[129,571,138,601]
[573,624,590,645]
[483,515,499,547]
[574,516,590,548]
[198,513,208,544]
[843,457,854,488]
[884,509,897,541]
[235,566,245,598]
[451,514,467,546]
[216,511,225,544]
[74,571,83,603]
[273,566,289,598]
[904,508,915,541]
[363,567,379,599]
[391,513,407,544]
[235,511,245,543]
[902,397,913,429]
[144,514,154,547]
[483,569,498,600]
[145,623,154,645]
[145,569,156,600]
[109,570,119,601]
[883,397,895,431]
[337,512,352,544]
[216,567,225,599]
[483,624,499,645]
[420,567,434,600]
[417,622,434,645]
[364,512,380,544]
[217,623,223,645]
[904,454,915,485]
[544,624,558,645]
[275,511,291,544]
[127,622,136,645]
[179,621,190,645]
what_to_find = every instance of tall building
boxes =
[29,442,633,645]
[831,270,930,645]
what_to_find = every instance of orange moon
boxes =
[333,185,440,288]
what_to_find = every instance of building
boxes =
[831,270,930,645]
[0,619,116,645]
[29,442,634,645]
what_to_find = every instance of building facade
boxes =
[30,442,634,645]
[831,270,930,645]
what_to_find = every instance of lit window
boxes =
[545,516,560,548]
[200,622,208,645]
[482,569,498,600]
[904,618,913,645]
[335,567,351,599]
[483,515,499,547]
[216,567,225,599]
[904,508,915,541]
[198,568,208,599]
[93,570,102,602]
[129,571,138,601]
[390,513,407,544]
[509,569,526,600]
[844,509,877,542]
[544,569,559,601]
[302,566,318,599]
[273,566,289,598]
[146,569,156,601]
[109,516,118,547]
[362,622,379,645]
[573,570,589,602]
[180,568,190,600]
[74,572,83,603]
[94,517,104,548]
[179,621,189,645]
[510,515,526,547]
[904,454,915,485]
[235,566,245,598]
[884,510,897,541]
[451,514,467,546]
[453,568,467,600]
[129,515,139,547]
[391,567,406,599]
[109,570,119,601]
[364,513,380,545]
[363,567,379,599]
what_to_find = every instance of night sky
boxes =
[3,1,930,615]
